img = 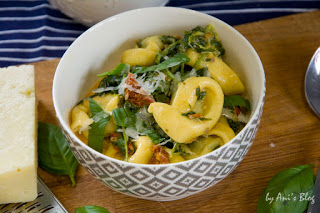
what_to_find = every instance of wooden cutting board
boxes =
[34,10,320,213]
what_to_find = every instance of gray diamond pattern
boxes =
[58,90,265,200]
[163,170,182,181]
[130,170,149,182]
[175,173,201,188]
[193,162,211,174]
[144,178,168,192]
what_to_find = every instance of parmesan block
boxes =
[0,65,37,204]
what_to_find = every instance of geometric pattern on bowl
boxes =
[60,93,264,201]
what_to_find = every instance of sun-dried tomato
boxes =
[124,72,155,107]
[188,113,202,119]
[128,141,135,156]
[149,145,170,164]
[110,132,119,142]
[234,106,241,116]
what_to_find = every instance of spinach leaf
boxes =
[75,205,110,213]
[133,53,189,74]
[139,129,164,144]
[160,35,179,44]
[224,95,250,111]
[152,92,170,103]
[226,118,246,134]
[182,25,225,56]
[38,122,78,186]
[97,63,130,77]
[88,99,111,153]
[205,24,225,56]
[98,75,123,89]
[112,105,164,144]
[155,40,182,64]
[257,164,315,213]
[112,136,126,154]
[181,66,208,82]
[182,26,205,51]
[212,38,225,56]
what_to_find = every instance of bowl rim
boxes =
[53,6,266,168]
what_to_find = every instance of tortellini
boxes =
[148,77,224,143]
[129,136,154,164]
[71,25,250,164]
[70,104,91,133]
[70,93,120,138]
[207,116,235,144]
[186,49,245,95]
[121,36,164,66]
[184,136,223,160]
[103,140,124,160]
[164,147,185,163]
[183,116,235,159]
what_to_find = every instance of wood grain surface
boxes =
[34,10,320,213]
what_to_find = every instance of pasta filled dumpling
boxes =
[186,49,245,95]
[129,136,154,164]
[70,24,251,164]
[148,77,224,143]
[121,36,164,66]
[207,116,235,144]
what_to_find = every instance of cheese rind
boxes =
[0,65,37,204]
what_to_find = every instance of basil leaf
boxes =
[132,53,190,74]
[135,119,165,144]
[257,164,315,213]
[112,108,128,127]
[75,205,110,213]
[38,122,78,186]
[142,129,164,144]
[224,95,250,110]
[88,99,111,152]
[113,107,164,144]
[97,63,130,77]
[91,111,109,123]
[112,137,126,154]
[112,103,138,128]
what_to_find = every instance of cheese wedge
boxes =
[0,65,37,204]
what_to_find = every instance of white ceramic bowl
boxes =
[49,0,169,27]
[53,7,265,201]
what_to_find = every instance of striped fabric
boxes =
[0,0,319,67]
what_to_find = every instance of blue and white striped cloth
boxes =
[0,0,319,67]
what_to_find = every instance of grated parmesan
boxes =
[125,127,140,139]
[157,138,171,146]
[96,71,166,96]
[189,68,197,77]
[222,107,250,123]
[135,71,166,95]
